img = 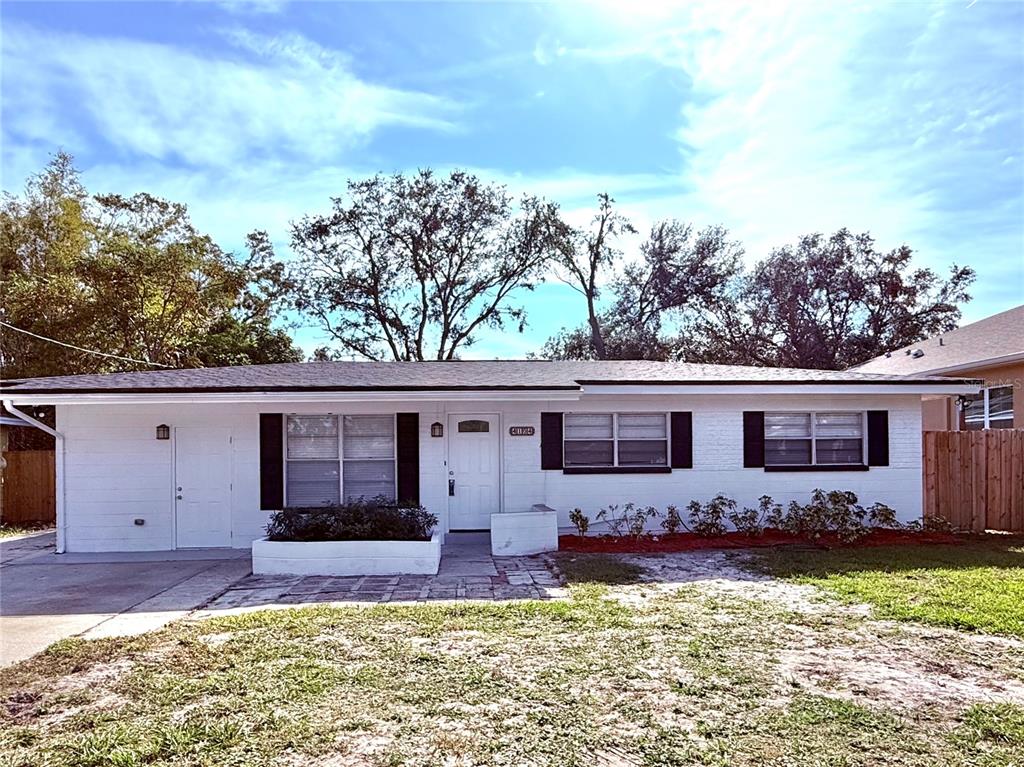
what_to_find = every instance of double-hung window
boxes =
[563,413,668,468]
[961,386,1014,430]
[764,412,864,467]
[285,415,396,505]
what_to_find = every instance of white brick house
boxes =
[0,360,977,553]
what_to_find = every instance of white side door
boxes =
[175,427,232,548]
[447,414,500,530]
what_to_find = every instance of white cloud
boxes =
[2,22,461,169]
[215,0,288,14]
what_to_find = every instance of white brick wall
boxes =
[57,392,924,552]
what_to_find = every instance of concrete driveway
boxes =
[1,531,251,667]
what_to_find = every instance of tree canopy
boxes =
[289,169,566,361]
[0,153,301,379]
[2,157,976,375]
[542,210,974,369]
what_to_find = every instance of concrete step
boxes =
[445,531,490,546]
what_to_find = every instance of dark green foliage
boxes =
[568,508,590,536]
[661,504,684,534]
[1,153,300,378]
[685,494,735,536]
[265,497,437,542]
[727,495,780,537]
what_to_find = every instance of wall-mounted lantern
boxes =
[430,422,444,438]
[156,424,170,440]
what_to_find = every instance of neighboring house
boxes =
[0,360,975,553]
[854,305,1024,431]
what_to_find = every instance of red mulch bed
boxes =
[558,528,964,553]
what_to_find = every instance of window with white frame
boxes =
[961,386,1014,430]
[285,415,396,506]
[563,413,668,467]
[764,412,864,466]
[342,415,396,500]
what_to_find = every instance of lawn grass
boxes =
[1,552,1022,766]
[759,539,1024,637]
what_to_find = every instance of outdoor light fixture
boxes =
[955,396,970,412]
[431,422,444,438]
[156,424,170,440]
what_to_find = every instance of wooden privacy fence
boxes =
[923,430,1024,532]
[0,450,56,525]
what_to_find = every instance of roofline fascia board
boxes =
[4,382,983,404]
[2,389,586,405]
[579,383,981,396]
[0,384,581,395]
[910,351,1024,377]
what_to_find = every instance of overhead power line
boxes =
[0,321,173,369]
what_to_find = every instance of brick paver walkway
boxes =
[205,545,567,611]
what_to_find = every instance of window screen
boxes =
[563,413,667,468]
[764,412,864,466]
[286,416,340,506]
[342,415,396,501]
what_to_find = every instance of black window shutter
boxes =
[396,412,420,504]
[867,410,889,466]
[743,411,765,468]
[259,413,284,510]
[540,412,563,470]
[670,412,692,469]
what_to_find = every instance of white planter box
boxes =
[252,532,441,576]
[491,506,559,556]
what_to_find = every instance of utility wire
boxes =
[0,320,173,369]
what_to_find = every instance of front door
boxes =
[447,413,500,530]
[175,427,232,548]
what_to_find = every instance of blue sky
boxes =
[2,0,1022,358]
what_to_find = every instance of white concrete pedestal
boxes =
[490,506,558,556]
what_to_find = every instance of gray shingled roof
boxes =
[0,360,975,394]
[854,304,1024,375]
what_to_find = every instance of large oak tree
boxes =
[289,169,566,361]
[675,229,976,369]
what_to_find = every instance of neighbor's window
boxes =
[764,412,864,466]
[961,385,1014,430]
[563,413,668,468]
[285,414,396,505]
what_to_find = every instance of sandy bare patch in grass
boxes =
[593,551,1024,718]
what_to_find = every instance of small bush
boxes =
[686,494,735,537]
[661,505,684,535]
[728,495,779,537]
[265,497,437,542]
[569,508,590,536]
[596,502,660,540]
[769,489,903,543]
[867,502,898,529]
[904,514,954,533]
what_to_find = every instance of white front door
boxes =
[447,413,500,530]
[175,427,232,548]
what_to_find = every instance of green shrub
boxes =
[568,508,590,536]
[596,502,659,539]
[769,490,902,542]
[728,495,780,536]
[265,497,437,542]
[686,494,735,537]
[661,504,684,534]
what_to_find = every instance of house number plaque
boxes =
[509,426,535,436]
